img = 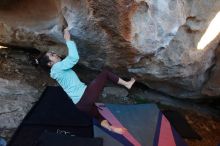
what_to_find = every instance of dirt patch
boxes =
[183,111,220,146]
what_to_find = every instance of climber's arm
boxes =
[54,28,79,70]
[64,28,71,41]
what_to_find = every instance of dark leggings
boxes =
[76,68,119,123]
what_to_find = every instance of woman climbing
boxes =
[35,27,136,135]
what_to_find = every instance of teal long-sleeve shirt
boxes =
[50,40,87,104]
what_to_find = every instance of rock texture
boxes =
[0,47,56,140]
[202,45,220,96]
[0,78,38,129]
[0,0,220,98]
[102,86,128,98]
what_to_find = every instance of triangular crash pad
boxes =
[8,86,94,146]
[93,103,188,146]
[24,86,91,126]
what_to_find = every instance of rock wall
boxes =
[0,0,220,98]
[0,78,38,128]
[202,45,220,96]
[0,47,57,139]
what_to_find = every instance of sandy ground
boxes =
[184,111,220,146]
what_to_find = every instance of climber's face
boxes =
[46,51,61,67]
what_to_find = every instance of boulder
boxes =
[0,78,38,128]
[202,45,220,96]
[0,0,220,98]
[102,86,129,98]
